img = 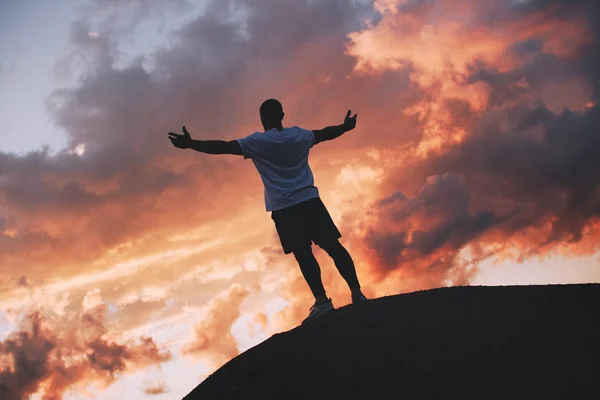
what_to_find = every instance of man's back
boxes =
[237,126,319,212]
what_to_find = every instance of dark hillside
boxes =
[184,284,600,399]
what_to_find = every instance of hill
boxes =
[183,284,600,399]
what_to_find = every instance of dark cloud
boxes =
[365,173,509,271]
[413,90,598,240]
[575,1,600,92]
[0,307,171,400]
[0,312,55,400]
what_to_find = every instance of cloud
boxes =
[143,379,169,395]
[116,286,168,308]
[82,287,103,310]
[182,284,257,368]
[362,174,509,279]
[346,0,593,154]
[0,312,54,400]
[420,104,600,251]
[0,307,171,400]
[254,312,268,331]
[54,293,71,317]
[17,276,27,287]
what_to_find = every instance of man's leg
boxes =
[292,245,328,303]
[318,240,362,295]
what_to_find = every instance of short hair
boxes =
[259,98,283,119]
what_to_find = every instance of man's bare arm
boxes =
[189,140,243,155]
[311,124,348,146]
[311,110,357,146]
[168,126,243,155]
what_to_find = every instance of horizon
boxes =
[1,0,600,399]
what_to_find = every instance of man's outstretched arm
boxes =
[189,139,243,155]
[168,126,243,155]
[311,110,357,146]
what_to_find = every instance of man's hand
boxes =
[342,110,358,131]
[311,109,358,146]
[168,126,243,155]
[168,126,194,149]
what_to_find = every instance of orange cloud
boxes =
[254,312,268,331]
[348,0,591,77]
[182,284,258,368]
[346,0,593,154]
[0,306,171,400]
[143,380,169,396]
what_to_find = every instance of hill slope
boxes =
[184,284,600,399]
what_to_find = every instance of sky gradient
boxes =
[1,0,600,398]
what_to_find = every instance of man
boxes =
[168,98,367,324]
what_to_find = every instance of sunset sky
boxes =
[1,0,600,398]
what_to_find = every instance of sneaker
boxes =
[302,298,334,324]
[351,292,368,304]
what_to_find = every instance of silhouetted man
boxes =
[168,99,366,324]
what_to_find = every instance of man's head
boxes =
[260,98,284,131]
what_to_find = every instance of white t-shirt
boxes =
[237,126,320,212]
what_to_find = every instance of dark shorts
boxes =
[271,197,342,254]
